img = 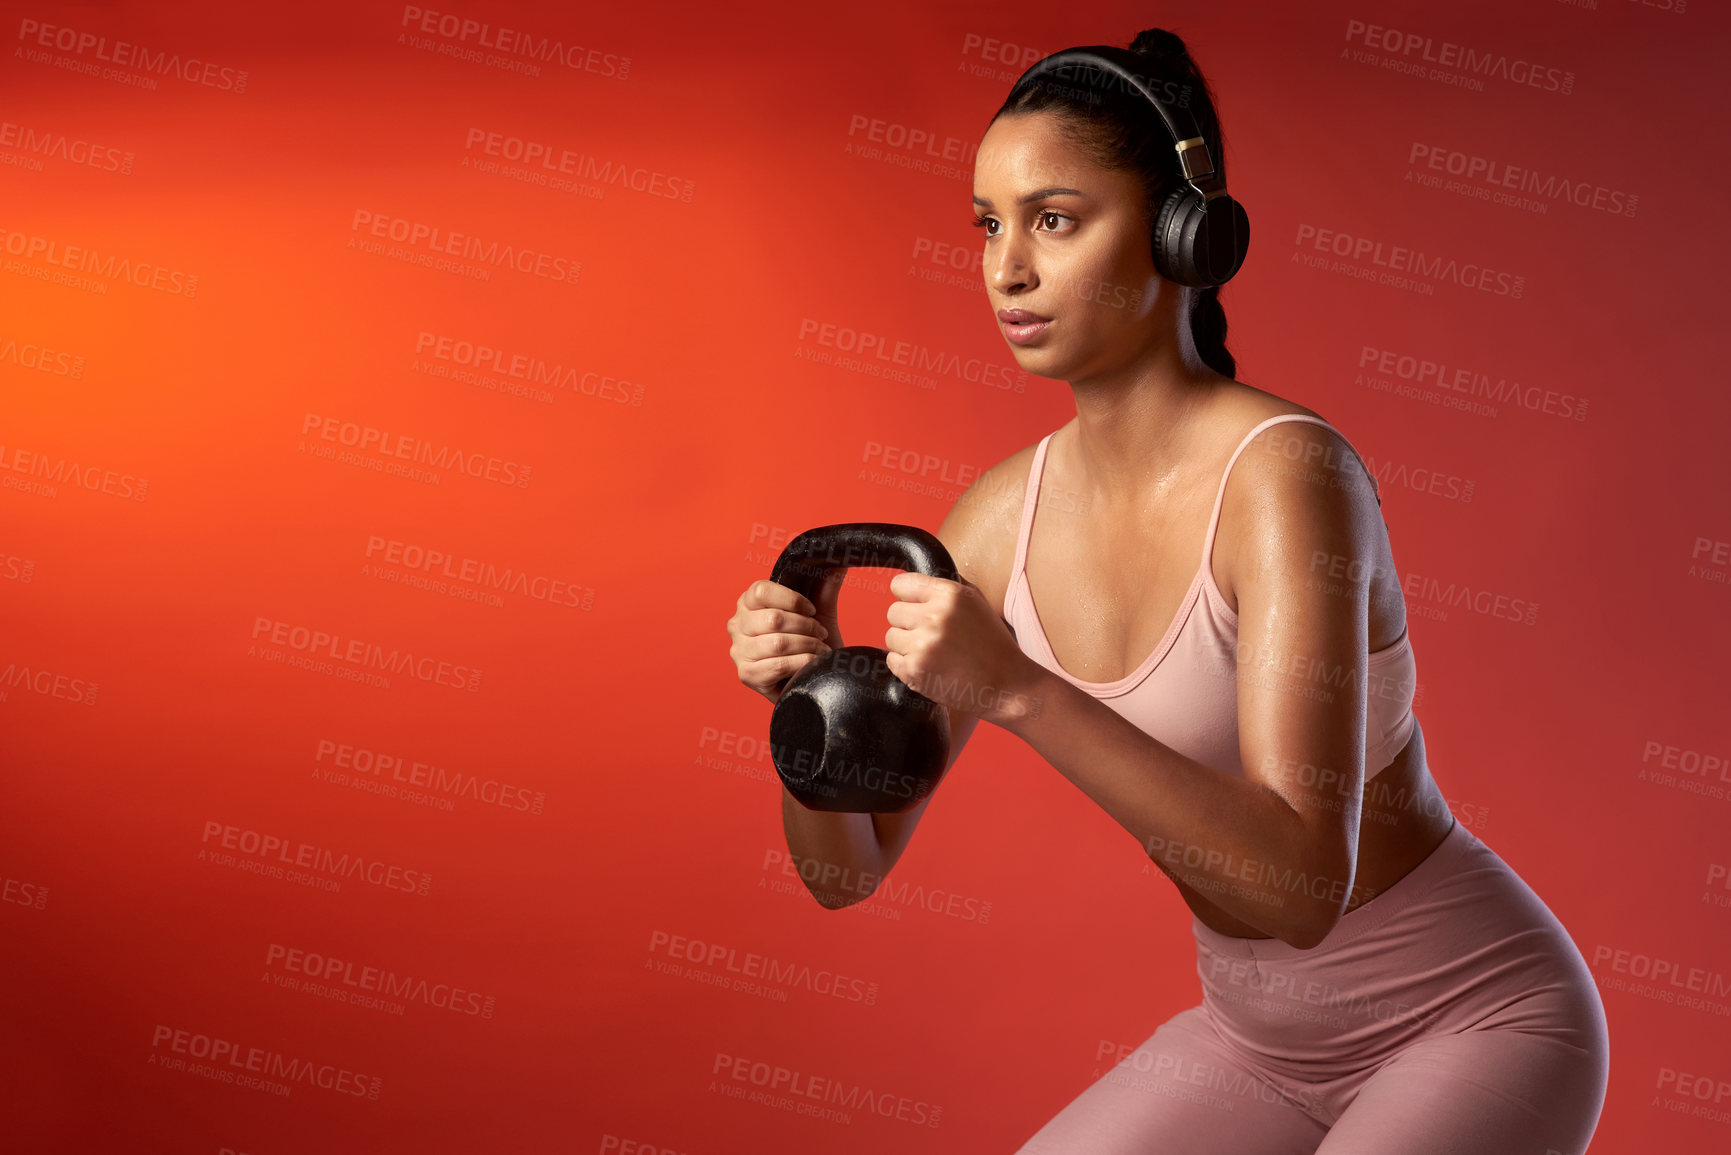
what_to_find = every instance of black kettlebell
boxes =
[768,523,959,813]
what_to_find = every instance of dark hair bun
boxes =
[1128,28,1190,63]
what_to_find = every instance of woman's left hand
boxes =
[884,572,1044,728]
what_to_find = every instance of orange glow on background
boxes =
[2,1,1727,1151]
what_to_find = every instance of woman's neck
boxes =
[1064,355,1228,500]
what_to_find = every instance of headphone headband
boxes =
[1005,42,1250,288]
[1010,45,1227,207]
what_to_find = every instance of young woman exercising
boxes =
[728,28,1608,1154]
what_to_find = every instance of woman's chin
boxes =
[1006,344,1069,378]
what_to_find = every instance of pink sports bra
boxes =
[1002,414,1417,781]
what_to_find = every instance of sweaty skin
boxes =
[881,109,1454,944]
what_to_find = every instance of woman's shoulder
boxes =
[1214,381,1329,441]
[1215,385,1376,494]
[1208,385,1366,487]
[935,427,1064,617]
[1210,385,1402,643]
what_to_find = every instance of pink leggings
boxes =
[1015,818,1609,1154]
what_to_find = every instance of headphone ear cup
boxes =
[1151,189,1189,283]
[1154,190,1251,287]
[1190,195,1250,287]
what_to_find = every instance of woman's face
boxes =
[972,110,1175,381]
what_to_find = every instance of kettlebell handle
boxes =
[768,523,959,694]
[769,522,959,603]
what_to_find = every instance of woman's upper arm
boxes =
[1224,422,1385,900]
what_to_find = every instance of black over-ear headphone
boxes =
[1008,44,1250,288]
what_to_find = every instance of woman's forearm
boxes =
[999,667,1366,948]
[779,788,884,909]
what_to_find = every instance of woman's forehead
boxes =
[975,118,1097,189]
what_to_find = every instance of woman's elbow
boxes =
[1282,909,1340,951]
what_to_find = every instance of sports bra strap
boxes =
[1017,415,1382,591]
[1199,414,1382,574]
[1010,431,1055,584]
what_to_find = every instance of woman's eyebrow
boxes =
[972,186,1089,208]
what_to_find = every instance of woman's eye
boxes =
[970,210,1069,236]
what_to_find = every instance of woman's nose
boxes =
[988,238,1032,292]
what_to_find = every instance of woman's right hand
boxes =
[728,572,846,705]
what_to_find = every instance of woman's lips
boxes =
[1000,316,1051,345]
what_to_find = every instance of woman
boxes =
[728,28,1608,1154]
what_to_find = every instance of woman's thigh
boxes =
[1314,1028,1609,1155]
[1015,1006,1330,1155]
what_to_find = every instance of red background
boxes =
[3,1,1728,1152]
